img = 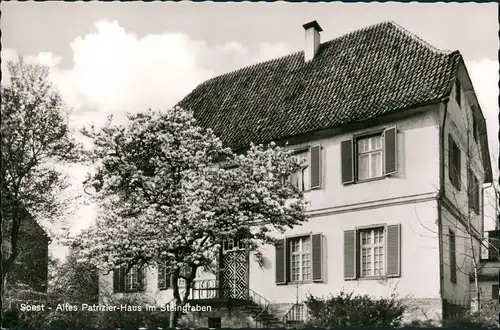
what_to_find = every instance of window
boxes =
[487,230,500,260]
[290,236,311,282]
[285,146,322,191]
[344,224,401,280]
[158,263,189,290]
[455,79,461,107]
[341,127,397,185]
[288,151,309,192]
[357,135,383,181]
[449,229,457,284]
[468,169,480,215]
[208,317,221,328]
[275,233,324,284]
[360,228,385,277]
[223,238,246,252]
[114,265,145,293]
[492,285,499,300]
[448,135,461,190]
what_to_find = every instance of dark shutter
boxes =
[448,135,461,190]
[344,230,356,280]
[386,224,401,277]
[474,176,482,214]
[384,127,397,175]
[311,234,323,282]
[449,230,457,283]
[138,267,146,291]
[492,285,499,300]
[468,169,473,208]
[341,139,354,184]
[158,262,167,290]
[455,143,461,191]
[310,145,322,189]
[275,239,286,284]
[448,134,454,184]
[113,267,121,293]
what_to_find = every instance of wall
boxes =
[292,106,441,213]
[440,207,473,301]
[99,265,216,305]
[249,200,441,303]
[442,73,485,238]
[99,106,444,307]
[439,69,489,302]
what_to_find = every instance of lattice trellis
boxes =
[221,250,248,299]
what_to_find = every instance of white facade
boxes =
[99,64,491,325]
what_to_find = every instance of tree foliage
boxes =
[74,107,308,324]
[1,58,83,303]
[305,291,407,328]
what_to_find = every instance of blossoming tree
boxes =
[75,107,308,326]
[1,58,83,308]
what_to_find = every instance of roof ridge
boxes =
[384,20,455,55]
[200,50,303,87]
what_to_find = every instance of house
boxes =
[99,20,493,326]
[471,229,500,303]
[4,205,50,307]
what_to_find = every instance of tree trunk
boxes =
[473,266,481,313]
[1,259,13,311]
[169,309,180,328]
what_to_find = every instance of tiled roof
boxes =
[179,21,461,151]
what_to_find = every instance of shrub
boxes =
[440,300,499,328]
[305,290,407,328]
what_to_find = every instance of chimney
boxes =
[302,20,323,62]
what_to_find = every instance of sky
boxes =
[1,2,498,258]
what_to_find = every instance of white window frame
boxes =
[356,134,384,181]
[290,236,312,282]
[290,151,309,192]
[124,266,141,291]
[359,227,385,277]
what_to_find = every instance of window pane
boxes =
[373,136,382,150]
[358,154,369,180]
[371,152,382,178]
[301,167,309,191]
[358,139,366,153]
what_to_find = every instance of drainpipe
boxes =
[437,98,449,310]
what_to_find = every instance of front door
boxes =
[220,240,248,299]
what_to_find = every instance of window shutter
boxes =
[386,224,401,277]
[455,144,461,191]
[468,169,473,208]
[311,234,323,282]
[310,145,322,189]
[341,139,354,184]
[113,267,121,293]
[275,239,286,284]
[476,184,481,214]
[448,135,454,184]
[119,266,126,292]
[138,267,146,291]
[158,263,167,290]
[492,285,499,300]
[449,230,457,283]
[344,230,356,280]
[384,127,397,175]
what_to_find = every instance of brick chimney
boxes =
[303,20,323,62]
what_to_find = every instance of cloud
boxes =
[3,20,294,129]
[1,20,295,257]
